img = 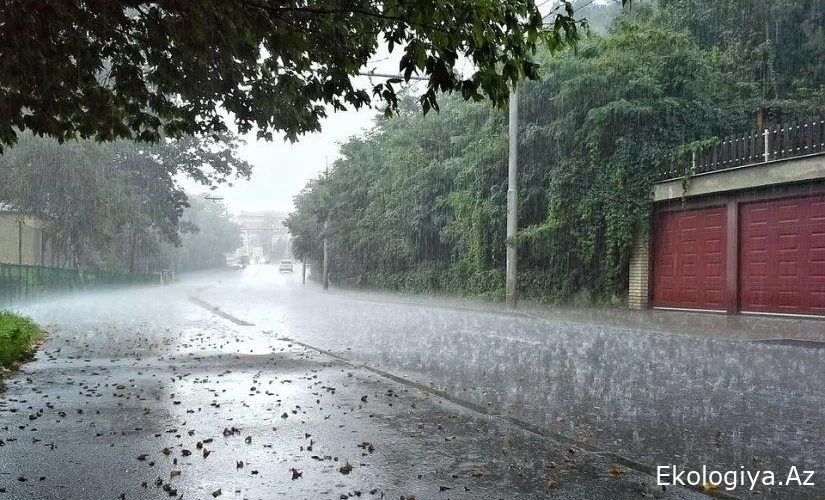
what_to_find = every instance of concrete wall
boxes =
[628,230,650,310]
[0,213,44,266]
[654,154,825,202]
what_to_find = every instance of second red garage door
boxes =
[739,196,825,315]
[653,207,727,310]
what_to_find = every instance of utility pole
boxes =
[506,88,519,308]
[17,218,23,299]
[322,219,329,290]
[360,69,520,307]
[17,219,22,267]
[322,158,331,291]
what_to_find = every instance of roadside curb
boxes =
[323,289,546,320]
[320,290,825,349]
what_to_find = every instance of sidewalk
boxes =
[324,287,825,345]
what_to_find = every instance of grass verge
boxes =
[0,311,43,375]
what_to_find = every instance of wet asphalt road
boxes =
[0,266,822,499]
[196,266,824,500]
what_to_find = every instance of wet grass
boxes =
[0,311,42,373]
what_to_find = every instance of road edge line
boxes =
[188,296,255,326]
[282,336,732,500]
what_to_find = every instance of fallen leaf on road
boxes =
[470,468,485,477]
[339,461,353,475]
[357,441,374,453]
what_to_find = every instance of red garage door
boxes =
[740,196,825,315]
[653,207,727,310]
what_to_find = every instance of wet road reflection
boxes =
[3,273,713,499]
[198,266,825,499]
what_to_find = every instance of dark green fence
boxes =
[0,264,158,306]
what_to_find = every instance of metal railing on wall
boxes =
[657,117,825,181]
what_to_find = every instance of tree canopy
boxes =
[286,0,825,303]
[0,0,614,151]
[174,196,243,272]
[0,133,250,272]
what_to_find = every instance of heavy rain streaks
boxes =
[197,266,825,499]
[0,269,715,500]
[2,1,825,499]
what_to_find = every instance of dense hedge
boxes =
[288,1,825,304]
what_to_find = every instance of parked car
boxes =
[278,259,294,272]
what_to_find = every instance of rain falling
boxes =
[2,1,825,499]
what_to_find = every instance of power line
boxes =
[358,70,429,82]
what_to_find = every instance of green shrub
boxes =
[0,311,42,370]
